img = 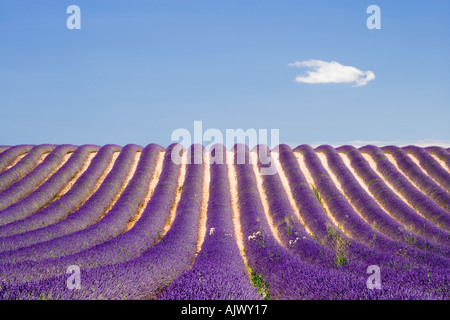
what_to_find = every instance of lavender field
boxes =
[0,143,448,300]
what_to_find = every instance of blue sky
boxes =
[0,0,449,147]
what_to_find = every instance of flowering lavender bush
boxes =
[0,144,55,193]
[382,146,450,217]
[254,144,337,268]
[339,145,450,247]
[159,144,261,300]
[0,144,131,254]
[232,144,449,300]
[0,144,120,238]
[0,144,179,285]
[404,146,450,193]
[0,144,206,299]
[296,145,401,251]
[362,145,450,232]
[425,146,450,170]
[0,144,141,263]
[0,145,78,216]
[0,145,33,173]
[0,143,448,300]
[0,145,96,226]
[316,145,450,258]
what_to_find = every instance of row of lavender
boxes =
[0,144,204,299]
[0,143,448,299]
[217,144,449,299]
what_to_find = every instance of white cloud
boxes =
[288,59,375,87]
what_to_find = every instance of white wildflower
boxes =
[248,231,261,241]
[289,237,302,247]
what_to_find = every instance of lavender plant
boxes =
[0,144,55,193]
[0,145,96,226]
[0,145,33,173]
[317,145,450,257]
[338,145,450,247]
[362,145,450,232]
[425,146,450,170]
[159,144,261,300]
[404,146,450,193]
[381,145,450,217]
[0,144,120,238]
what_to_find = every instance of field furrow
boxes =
[254,145,337,267]
[0,143,448,300]
[0,145,98,227]
[382,146,450,213]
[360,145,450,232]
[0,144,55,193]
[0,145,185,286]
[52,147,99,202]
[0,145,133,253]
[404,146,450,192]
[317,145,449,257]
[0,145,120,238]
[0,145,77,216]
[426,146,450,171]
[160,144,259,300]
[340,146,450,247]
[0,145,33,173]
[0,145,143,263]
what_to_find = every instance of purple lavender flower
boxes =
[0,143,448,300]
[404,146,450,193]
[0,144,142,263]
[382,145,450,218]
[0,145,33,173]
[317,144,450,259]
[359,145,450,245]
[0,144,181,285]
[0,144,120,239]
[160,144,261,300]
[425,146,450,170]
[0,145,94,226]
[339,145,450,248]
[0,144,55,193]
[0,144,205,300]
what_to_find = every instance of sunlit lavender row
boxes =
[0,143,448,300]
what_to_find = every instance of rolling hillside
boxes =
[0,143,448,300]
